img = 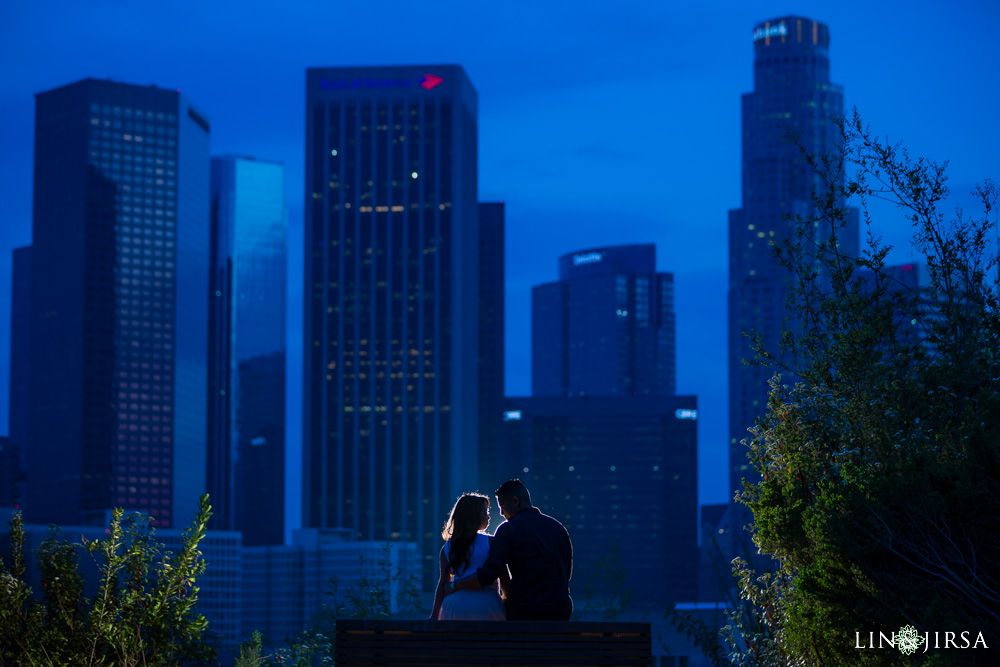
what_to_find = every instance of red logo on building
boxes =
[421,74,444,91]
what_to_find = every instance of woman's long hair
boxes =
[441,493,488,576]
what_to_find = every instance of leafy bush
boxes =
[0,494,216,666]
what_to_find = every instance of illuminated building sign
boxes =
[503,410,522,421]
[573,252,603,266]
[674,409,698,420]
[421,74,444,90]
[319,73,444,91]
[753,23,787,41]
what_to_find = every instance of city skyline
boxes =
[1,1,997,528]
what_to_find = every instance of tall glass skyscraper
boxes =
[728,17,858,494]
[207,155,287,545]
[26,79,210,529]
[532,244,675,397]
[303,66,480,583]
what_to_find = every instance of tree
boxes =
[731,110,1000,665]
[0,495,217,666]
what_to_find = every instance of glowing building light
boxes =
[573,252,603,266]
[753,22,787,41]
[421,74,444,90]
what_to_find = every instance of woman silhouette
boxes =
[429,493,507,620]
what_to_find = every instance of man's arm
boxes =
[451,523,512,592]
[498,564,511,600]
[487,535,511,599]
[566,530,573,582]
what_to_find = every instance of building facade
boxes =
[499,396,699,606]
[6,245,31,507]
[25,78,210,528]
[242,530,419,644]
[302,66,480,583]
[532,244,675,398]
[477,202,505,492]
[0,438,21,508]
[207,155,287,545]
[728,17,858,495]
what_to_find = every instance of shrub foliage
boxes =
[0,494,216,666]
[730,111,1000,665]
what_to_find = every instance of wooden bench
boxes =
[334,619,652,666]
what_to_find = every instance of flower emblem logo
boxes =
[896,625,925,655]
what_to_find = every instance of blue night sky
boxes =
[1,1,997,532]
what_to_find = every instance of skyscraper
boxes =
[500,395,698,606]
[477,202,505,492]
[302,66,479,583]
[0,438,21,508]
[26,79,210,529]
[532,244,675,397]
[7,245,31,507]
[728,17,858,494]
[207,155,287,545]
[520,243,693,606]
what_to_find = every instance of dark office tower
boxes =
[26,79,210,529]
[0,437,21,507]
[8,246,31,506]
[500,396,699,606]
[0,435,20,508]
[207,155,287,545]
[303,66,479,583]
[532,244,675,397]
[728,18,858,494]
[477,202,504,491]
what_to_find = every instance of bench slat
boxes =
[337,635,650,645]
[335,619,652,667]
[337,661,650,666]
[336,656,651,667]
[336,645,649,656]
[337,620,648,631]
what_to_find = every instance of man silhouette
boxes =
[446,479,573,621]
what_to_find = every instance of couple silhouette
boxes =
[430,479,574,622]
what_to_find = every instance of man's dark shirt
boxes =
[476,507,573,620]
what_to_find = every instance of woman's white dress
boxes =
[439,533,506,620]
